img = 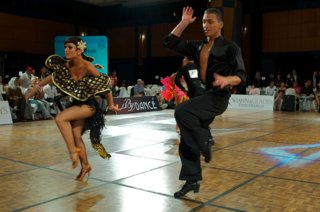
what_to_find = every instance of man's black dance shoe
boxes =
[202,139,213,163]
[174,181,200,198]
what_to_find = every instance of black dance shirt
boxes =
[164,34,246,92]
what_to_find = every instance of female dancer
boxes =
[26,37,120,181]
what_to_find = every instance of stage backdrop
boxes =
[54,36,108,74]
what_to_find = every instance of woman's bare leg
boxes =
[71,119,89,166]
[71,119,92,180]
[55,105,95,168]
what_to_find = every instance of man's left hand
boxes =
[213,73,229,88]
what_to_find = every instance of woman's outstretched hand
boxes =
[108,104,121,112]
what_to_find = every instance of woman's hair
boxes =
[64,37,94,62]
[204,8,223,22]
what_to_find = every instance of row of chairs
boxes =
[280,95,316,112]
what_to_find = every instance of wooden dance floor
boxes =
[1,109,320,211]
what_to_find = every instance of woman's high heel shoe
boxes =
[75,165,92,182]
[70,148,81,169]
[174,181,200,198]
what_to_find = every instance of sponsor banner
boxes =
[0,101,13,125]
[113,96,161,114]
[228,94,274,111]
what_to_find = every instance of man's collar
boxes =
[203,35,223,43]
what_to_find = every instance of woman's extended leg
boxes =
[55,104,95,168]
[71,119,92,181]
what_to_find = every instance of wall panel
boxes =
[263,8,320,52]
[0,13,75,54]
[151,21,203,58]
[105,27,135,59]
[223,8,235,41]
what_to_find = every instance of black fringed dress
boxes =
[45,54,111,159]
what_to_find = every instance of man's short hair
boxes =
[204,8,223,22]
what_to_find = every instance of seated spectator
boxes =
[312,70,319,89]
[293,81,301,95]
[274,74,282,88]
[27,77,52,119]
[265,81,277,96]
[38,66,51,81]
[285,86,296,96]
[315,81,320,112]
[118,80,130,98]
[0,75,4,97]
[285,83,299,110]
[292,69,300,85]
[147,84,161,96]
[4,77,33,121]
[252,71,263,88]
[43,83,64,115]
[299,80,315,111]
[133,79,145,96]
[109,70,118,97]
[156,92,168,110]
[285,73,294,88]
[20,66,35,95]
[248,84,260,95]
[274,82,287,110]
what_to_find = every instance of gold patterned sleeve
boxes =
[87,73,112,96]
[46,54,111,101]
[94,64,104,70]
[45,55,68,69]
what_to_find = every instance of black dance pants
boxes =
[174,91,230,181]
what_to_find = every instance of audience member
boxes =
[109,70,118,96]
[39,66,51,81]
[300,80,315,111]
[274,82,287,110]
[4,77,33,120]
[264,81,277,96]
[132,79,145,96]
[248,83,260,95]
[20,66,35,95]
[291,69,299,85]
[0,75,4,96]
[27,77,52,119]
[285,73,294,88]
[43,83,64,114]
[156,92,168,110]
[312,70,319,89]
[293,81,301,95]
[118,80,130,97]
[252,71,263,88]
[315,81,320,112]
[274,74,282,87]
